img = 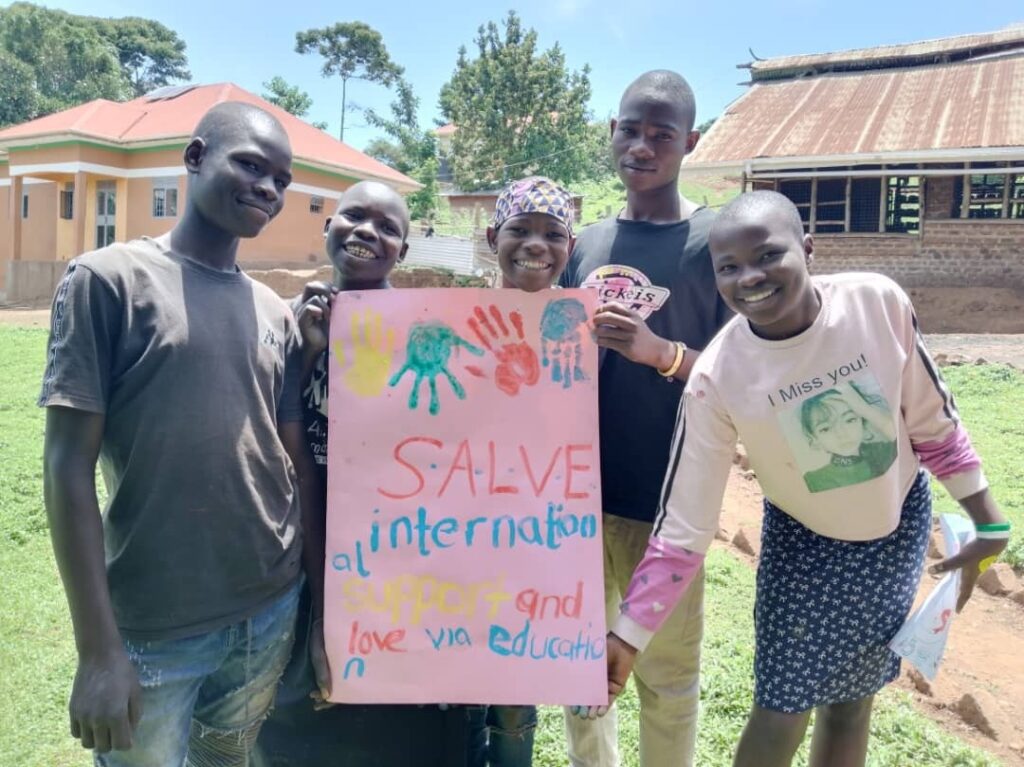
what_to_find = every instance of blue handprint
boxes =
[540,298,589,389]
[389,322,484,415]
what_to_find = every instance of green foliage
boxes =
[262,76,314,118]
[438,11,593,191]
[91,15,190,97]
[0,3,190,127]
[365,78,441,220]
[0,3,125,125]
[928,364,1024,569]
[295,21,403,141]
[0,50,37,127]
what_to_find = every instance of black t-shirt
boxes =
[560,208,731,523]
[302,349,330,485]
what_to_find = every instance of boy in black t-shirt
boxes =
[255,182,477,767]
[561,71,731,767]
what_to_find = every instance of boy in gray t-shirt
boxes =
[39,102,320,766]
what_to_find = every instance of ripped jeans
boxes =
[467,705,538,767]
[96,580,300,767]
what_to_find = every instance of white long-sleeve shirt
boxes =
[613,273,986,651]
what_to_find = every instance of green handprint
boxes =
[388,322,484,415]
[333,309,395,398]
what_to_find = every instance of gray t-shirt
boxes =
[39,237,304,639]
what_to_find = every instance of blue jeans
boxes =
[96,580,301,767]
[467,705,537,767]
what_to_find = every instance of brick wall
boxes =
[811,174,1024,289]
[813,223,1024,288]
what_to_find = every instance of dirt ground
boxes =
[4,306,1022,762]
[719,468,1024,766]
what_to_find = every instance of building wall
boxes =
[800,174,1024,289]
[21,182,58,262]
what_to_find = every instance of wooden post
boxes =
[809,178,818,232]
[879,175,888,232]
[844,177,852,232]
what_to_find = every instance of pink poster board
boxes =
[324,287,606,705]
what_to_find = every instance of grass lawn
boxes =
[0,326,1015,766]
[929,365,1024,569]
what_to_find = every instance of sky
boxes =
[24,0,1024,151]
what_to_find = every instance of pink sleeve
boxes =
[891,284,989,500]
[610,537,704,651]
[914,424,981,478]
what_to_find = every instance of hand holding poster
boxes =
[890,514,975,680]
[323,288,607,705]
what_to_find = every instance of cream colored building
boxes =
[0,83,420,301]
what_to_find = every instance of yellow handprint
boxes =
[333,309,396,398]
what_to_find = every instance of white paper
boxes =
[889,514,974,680]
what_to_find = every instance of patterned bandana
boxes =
[492,176,574,236]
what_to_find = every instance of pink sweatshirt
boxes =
[613,273,987,651]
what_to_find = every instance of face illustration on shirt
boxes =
[804,393,865,458]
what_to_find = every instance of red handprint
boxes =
[467,304,540,396]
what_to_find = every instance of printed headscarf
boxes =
[492,176,574,236]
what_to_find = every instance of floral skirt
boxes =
[753,470,931,713]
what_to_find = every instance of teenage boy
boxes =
[560,71,731,767]
[255,181,479,767]
[39,101,319,766]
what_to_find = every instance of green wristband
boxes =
[975,522,1011,532]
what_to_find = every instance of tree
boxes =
[364,78,440,220]
[295,21,403,142]
[438,12,593,191]
[0,50,38,127]
[0,3,192,126]
[92,16,190,97]
[262,76,314,117]
[696,117,716,134]
[0,3,126,123]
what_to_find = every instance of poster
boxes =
[323,288,607,705]
[890,514,974,680]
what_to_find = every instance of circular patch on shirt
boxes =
[581,265,671,320]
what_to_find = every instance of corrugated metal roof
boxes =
[686,54,1024,170]
[750,27,1024,80]
[0,83,420,191]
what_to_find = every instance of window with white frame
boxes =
[152,178,178,218]
[21,192,28,219]
[309,195,324,214]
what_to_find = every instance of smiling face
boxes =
[804,393,865,457]
[710,203,819,340]
[326,181,409,288]
[488,212,573,293]
[611,90,697,195]
[185,113,292,239]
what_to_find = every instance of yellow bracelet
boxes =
[658,342,686,379]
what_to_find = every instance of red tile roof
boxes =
[687,54,1024,171]
[0,83,419,191]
